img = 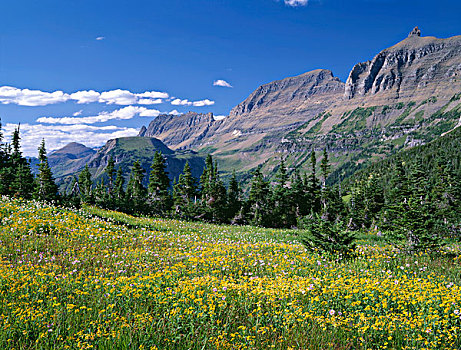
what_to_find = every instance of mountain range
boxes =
[47,27,461,188]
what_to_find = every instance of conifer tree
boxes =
[246,168,272,227]
[148,151,172,215]
[9,126,34,198]
[227,170,242,221]
[291,170,307,218]
[308,151,321,214]
[199,155,228,222]
[35,139,58,202]
[113,167,126,209]
[105,156,116,196]
[126,160,147,213]
[173,162,198,219]
[78,165,93,203]
[272,159,295,228]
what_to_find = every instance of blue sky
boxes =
[1,0,460,155]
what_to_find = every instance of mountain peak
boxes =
[408,26,421,37]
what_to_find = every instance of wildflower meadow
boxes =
[0,198,460,349]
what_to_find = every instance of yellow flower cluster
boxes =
[0,198,460,349]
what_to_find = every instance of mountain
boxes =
[53,137,205,192]
[138,28,461,182]
[48,142,97,177]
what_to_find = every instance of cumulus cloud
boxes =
[0,86,69,106]
[284,0,308,6]
[171,98,215,107]
[36,106,161,125]
[73,110,83,117]
[0,86,171,106]
[96,36,105,41]
[213,79,233,88]
[70,90,100,104]
[169,109,181,116]
[99,89,138,105]
[3,123,138,157]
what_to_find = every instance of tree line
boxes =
[1,121,460,256]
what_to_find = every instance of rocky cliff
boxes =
[137,28,461,182]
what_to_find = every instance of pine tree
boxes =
[173,162,198,219]
[35,139,59,202]
[148,151,172,215]
[113,168,126,209]
[106,156,116,196]
[78,165,93,203]
[9,126,34,198]
[227,170,242,221]
[126,160,147,213]
[199,155,228,222]
[299,214,356,258]
[272,159,295,228]
[246,168,272,227]
[290,170,307,218]
[308,151,321,214]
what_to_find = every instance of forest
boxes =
[1,120,460,255]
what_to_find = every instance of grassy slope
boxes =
[0,199,460,349]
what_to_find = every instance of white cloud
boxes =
[193,99,215,107]
[213,79,233,88]
[171,98,215,107]
[171,98,192,106]
[137,91,169,99]
[0,86,70,106]
[99,89,138,105]
[36,106,161,125]
[137,98,163,105]
[73,110,83,117]
[3,123,138,157]
[169,109,181,116]
[70,90,100,104]
[0,86,170,106]
[284,0,308,6]
[139,109,161,117]
[96,36,105,41]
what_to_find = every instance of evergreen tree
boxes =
[290,170,307,218]
[272,159,295,228]
[78,165,93,203]
[94,179,108,207]
[199,155,228,222]
[227,170,242,221]
[35,139,59,202]
[126,160,147,213]
[106,156,116,196]
[308,151,321,214]
[246,168,272,227]
[148,151,172,215]
[9,126,34,198]
[299,214,356,258]
[113,168,126,209]
[173,162,198,219]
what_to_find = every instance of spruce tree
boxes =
[227,170,242,221]
[113,168,126,209]
[148,151,172,215]
[126,160,147,213]
[246,168,272,227]
[106,156,116,196]
[173,162,198,219]
[272,159,295,228]
[35,139,59,202]
[308,151,321,214]
[78,165,93,203]
[9,126,34,198]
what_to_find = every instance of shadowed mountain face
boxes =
[51,137,205,192]
[137,28,461,182]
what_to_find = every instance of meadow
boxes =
[0,197,460,349]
